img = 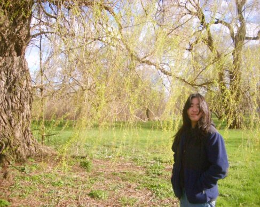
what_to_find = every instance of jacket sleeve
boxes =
[197,132,229,190]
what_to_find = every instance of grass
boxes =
[217,129,260,206]
[0,121,259,206]
[88,190,109,200]
[0,199,10,207]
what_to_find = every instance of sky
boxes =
[26,45,39,73]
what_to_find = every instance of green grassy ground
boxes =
[1,122,259,206]
[217,129,260,206]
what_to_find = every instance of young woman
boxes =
[171,93,229,207]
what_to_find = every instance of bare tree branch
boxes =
[245,31,260,40]
[38,0,57,19]
[31,31,55,40]
[215,19,235,41]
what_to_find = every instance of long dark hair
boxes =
[173,93,212,149]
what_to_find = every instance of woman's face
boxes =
[187,97,202,128]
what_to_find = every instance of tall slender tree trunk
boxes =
[0,1,39,161]
[226,1,246,129]
[228,53,243,129]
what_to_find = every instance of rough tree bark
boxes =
[0,0,39,161]
[227,0,246,129]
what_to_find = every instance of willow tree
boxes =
[168,0,260,128]
[0,1,38,161]
[0,0,128,161]
[31,0,172,126]
[0,0,168,161]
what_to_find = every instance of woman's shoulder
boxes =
[208,125,218,134]
[207,125,225,143]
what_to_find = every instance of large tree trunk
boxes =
[0,1,39,161]
[0,57,38,161]
[227,1,246,129]
[227,59,243,129]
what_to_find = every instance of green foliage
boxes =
[80,159,92,172]
[0,200,10,207]
[146,162,165,177]
[119,196,138,206]
[88,190,108,200]
[15,163,39,174]
[143,181,172,199]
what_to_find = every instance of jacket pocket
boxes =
[186,186,208,204]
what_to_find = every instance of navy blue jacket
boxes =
[171,126,229,204]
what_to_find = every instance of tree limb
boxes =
[38,0,57,19]
[245,30,260,40]
[215,19,235,41]
[30,31,55,40]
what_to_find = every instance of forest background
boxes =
[0,0,260,206]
